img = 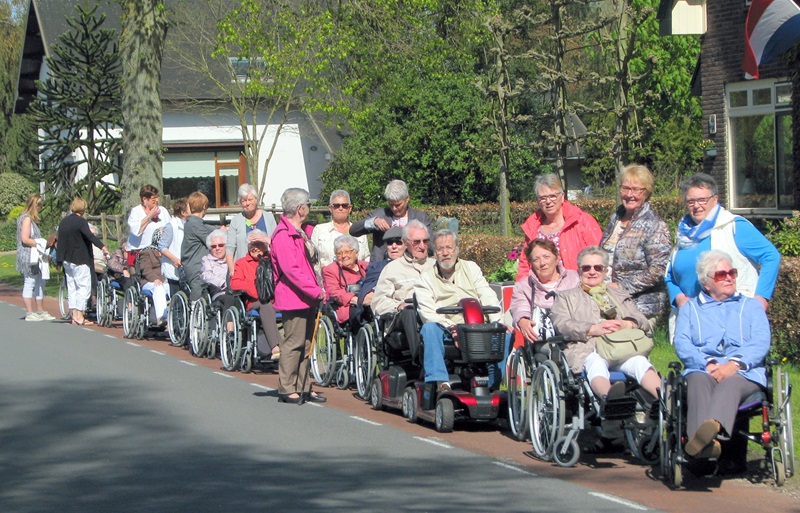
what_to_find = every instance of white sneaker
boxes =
[37,311,56,321]
[25,312,42,322]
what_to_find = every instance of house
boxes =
[658,0,797,215]
[14,0,341,208]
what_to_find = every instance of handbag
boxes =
[595,328,653,366]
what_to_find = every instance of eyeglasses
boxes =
[620,185,646,195]
[537,192,563,203]
[580,264,605,273]
[331,203,350,209]
[712,268,738,282]
[335,249,355,257]
[685,195,715,207]
[210,244,225,249]
[410,238,430,246]
[305,202,312,208]
[385,239,403,246]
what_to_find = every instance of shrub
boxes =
[0,173,36,219]
[0,221,18,251]
[768,257,800,364]
[767,211,800,256]
[458,234,521,278]
[7,205,24,222]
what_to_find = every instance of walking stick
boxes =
[298,307,322,405]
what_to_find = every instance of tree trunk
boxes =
[118,0,169,214]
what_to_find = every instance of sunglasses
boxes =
[712,268,738,282]
[210,244,225,249]
[331,203,350,209]
[385,238,403,246]
[410,238,430,246]
[580,264,605,273]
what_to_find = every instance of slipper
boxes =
[71,319,94,326]
[685,419,720,456]
[607,381,626,399]
[585,437,624,455]
[691,440,722,460]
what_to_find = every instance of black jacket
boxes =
[57,214,103,267]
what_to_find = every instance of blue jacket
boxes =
[674,292,770,387]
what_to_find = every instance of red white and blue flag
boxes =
[743,0,800,78]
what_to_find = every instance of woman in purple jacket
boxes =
[271,188,326,404]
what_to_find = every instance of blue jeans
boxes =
[421,322,508,389]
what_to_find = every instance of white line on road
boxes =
[213,371,235,379]
[588,492,649,511]
[179,361,197,367]
[104,334,116,339]
[125,342,140,347]
[413,436,452,449]
[492,461,537,476]
[251,384,274,391]
[150,350,166,355]
[349,416,382,426]
[306,402,325,408]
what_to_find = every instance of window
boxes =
[229,57,266,83]
[727,80,794,210]
[163,149,246,208]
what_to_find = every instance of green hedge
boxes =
[768,257,800,364]
[0,221,17,251]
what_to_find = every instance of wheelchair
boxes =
[353,315,384,400]
[311,300,360,391]
[220,294,282,373]
[56,267,94,320]
[96,270,126,327]
[369,298,507,433]
[188,289,224,359]
[122,279,166,339]
[526,339,654,467]
[658,359,795,488]
[166,272,191,347]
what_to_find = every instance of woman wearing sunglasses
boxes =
[550,246,661,451]
[311,190,369,269]
[673,250,769,466]
[665,173,780,321]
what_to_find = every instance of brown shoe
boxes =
[685,419,721,456]
[692,440,722,460]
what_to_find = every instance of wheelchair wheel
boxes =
[507,348,531,441]
[96,279,109,327]
[220,307,243,372]
[529,360,565,461]
[241,351,253,373]
[189,298,210,357]
[660,372,684,488]
[435,398,455,433]
[311,315,337,387]
[553,436,580,467]
[58,275,70,320]
[369,378,384,411]
[122,287,139,339]
[402,387,419,423]
[773,368,795,484]
[167,291,190,347]
[335,363,350,390]
[206,310,219,359]
[355,323,375,400]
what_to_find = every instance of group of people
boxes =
[14,168,781,474]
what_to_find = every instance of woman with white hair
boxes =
[200,229,236,311]
[226,183,277,274]
[322,234,368,326]
[311,189,369,268]
[350,179,432,261]
[271,188,326,404]
[673,249,770,462]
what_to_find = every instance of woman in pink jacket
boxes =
[271,188,326,404]
[515,173,602,280]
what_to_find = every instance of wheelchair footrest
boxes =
[603,396,638,420]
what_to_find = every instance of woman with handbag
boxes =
[16,194,55,321]
[550,246,661,451]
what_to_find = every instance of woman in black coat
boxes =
[57,197,106,325]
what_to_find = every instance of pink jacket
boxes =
[322,260,368,323]
[271,215,322,311]
[509,266,581,329]
[516,200,601,279]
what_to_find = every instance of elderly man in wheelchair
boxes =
[666,249,793,484]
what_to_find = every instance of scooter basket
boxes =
[456,323,506,363]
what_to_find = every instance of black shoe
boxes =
[303,391,327,403]
[278,394,302,404]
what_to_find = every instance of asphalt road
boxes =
[0,297,664,513]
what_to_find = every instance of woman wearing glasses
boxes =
[322,234,368,326]
[665,173,780,316]
[673,250,770,465]
[516,173,601,279]
[600,165,671,321]
[311,190,369,269]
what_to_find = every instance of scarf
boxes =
[676,203,720,249]
[582,283,617,319]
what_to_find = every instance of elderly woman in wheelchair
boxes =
[548,246,661,461]
[671,249,774,475]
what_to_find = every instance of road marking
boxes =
[588,492,649,511]
[179,360,197,367]
[104,334,116,339]
[213,371,235,379]
[413,436,452,449]
[306,402,325,408]
[251,384,274,391]
[493,461,537,476]
[125,342,140,347]
[349,416,382,426]
[150,350,166,355]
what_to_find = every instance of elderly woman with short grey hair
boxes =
[226,183,277,274]
[673,249,770,463]
[271,188,326,404]
[516,173,602,279]
[200,229,236,310]
[312,189,369,268]
[322,234,368,325]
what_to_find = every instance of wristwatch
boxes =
[734,360,747,370]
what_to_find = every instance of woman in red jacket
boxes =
[322,234,368,327]
[230,230,282,360]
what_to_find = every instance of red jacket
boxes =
[230,252,261,310]
[516,200,602,279]
[322,260,368,323]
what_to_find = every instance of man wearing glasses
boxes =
[350,179,432,261]
[371,220,435,360]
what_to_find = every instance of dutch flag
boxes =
[743,0,800,78]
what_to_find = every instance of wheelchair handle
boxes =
[668,361,683,371]
[435,305,500,315]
